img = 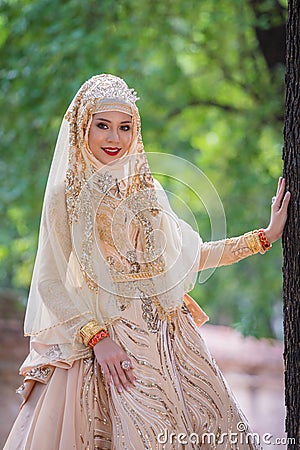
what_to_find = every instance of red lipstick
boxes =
[101,147,122,156]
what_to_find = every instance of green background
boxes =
[0,0,287,338]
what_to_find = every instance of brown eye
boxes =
[97,122,108,129]
[120,125,131,131]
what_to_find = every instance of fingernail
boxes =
[118,387,122,393]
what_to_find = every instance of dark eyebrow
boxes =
[95,118,111,123]
[95,118,132,124]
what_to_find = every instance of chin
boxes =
[95,154,123,165]
[100,150,128,164]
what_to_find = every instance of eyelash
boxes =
[97,123,131,131]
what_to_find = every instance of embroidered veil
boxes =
[21,74,203,373]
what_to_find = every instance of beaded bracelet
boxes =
[258,228,272,252]
[88,329,110,348]
[244,229,271,254]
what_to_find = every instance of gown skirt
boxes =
[4,299,260,450]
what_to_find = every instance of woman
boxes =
[4,74,290,449]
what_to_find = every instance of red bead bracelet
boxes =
[258,228,272,251]
[88,329,110,348]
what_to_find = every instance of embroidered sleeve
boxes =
[198,233,266,271]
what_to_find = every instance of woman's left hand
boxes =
[264,177,291,244]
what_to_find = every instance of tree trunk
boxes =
[249,0,286,71]
[282,1,300,448]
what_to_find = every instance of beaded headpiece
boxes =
[77,74,139,105]
[65,74,140,134]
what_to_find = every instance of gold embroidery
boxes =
[140,292,160,333]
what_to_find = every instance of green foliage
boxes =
[0,0,286,338]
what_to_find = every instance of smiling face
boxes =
[88,111,133,165]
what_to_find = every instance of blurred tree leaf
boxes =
[0,0,286,338]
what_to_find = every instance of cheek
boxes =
[88,127,102,149]
[123,132,133,149]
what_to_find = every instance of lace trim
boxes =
[24,366,54,383]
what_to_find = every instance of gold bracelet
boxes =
[80,320,106,347]
[253,231,265,253]
[244,231,257,253]
[244,230,265,254]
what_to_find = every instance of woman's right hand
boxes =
[93,337,136,393]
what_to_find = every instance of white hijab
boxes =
[21,74,202,372]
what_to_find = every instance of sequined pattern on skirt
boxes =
[4,300,261,450]
[79,300,260,449]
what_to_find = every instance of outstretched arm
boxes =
[199,177,290,271]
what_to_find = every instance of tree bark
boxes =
[282,1,300,448]
[249,0,286,70]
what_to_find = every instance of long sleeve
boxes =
[199,233,266,271]
[24,184,96,344]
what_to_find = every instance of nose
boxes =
[107,127,120,144]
